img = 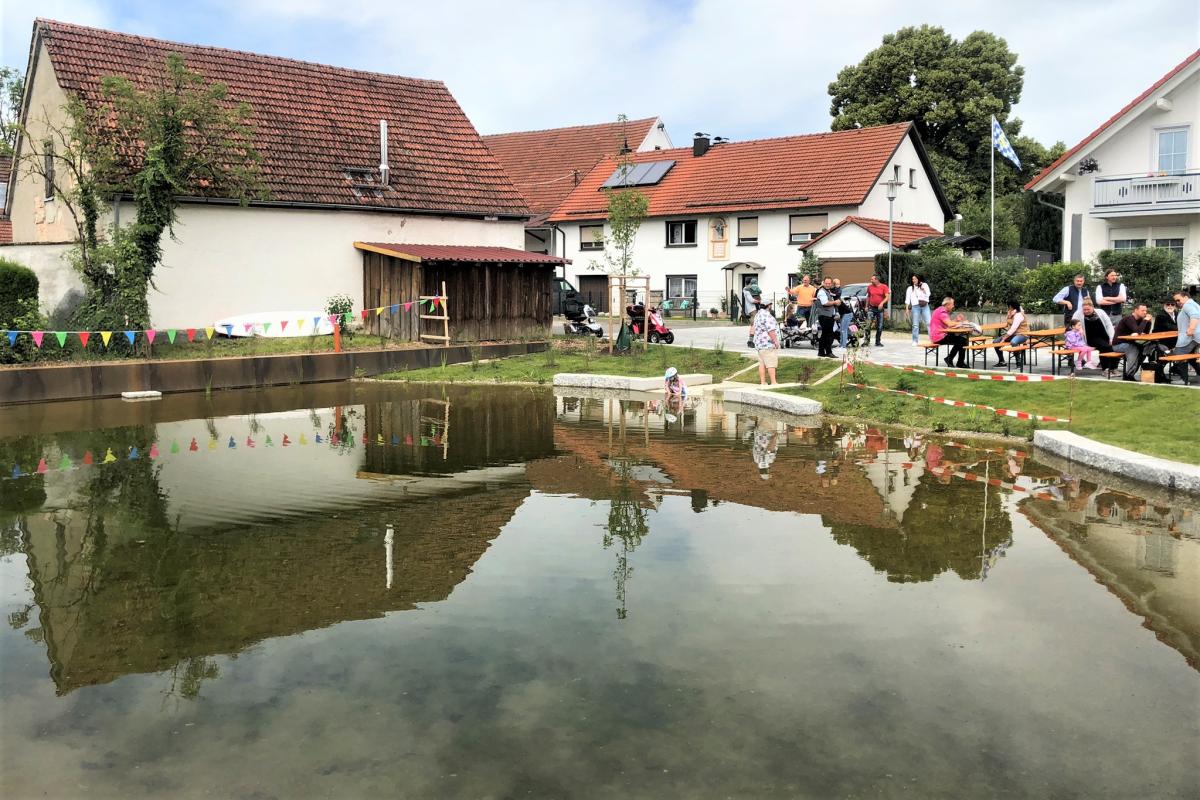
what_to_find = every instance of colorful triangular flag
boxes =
[263,322,272,333]
[186,328,197,342]
[205,327,215,340]
[280,320,288,332]
[389,304,399,315]
[189,438,199,452]
[36,458,48,474]
[101,331,113,347]
[6,331,16,346]
[404,302,413,312]
[343,312,353,326]
[375,306,384,316]
[315,434,323,444]
[31,331,44,348]
[82,450,94,465]
[124,331,136,345]
[128,446,139,460]
[54,331,67,347]
[228,436,236,449]
[246,436,255,448]
[148,443,160,459]
[265,435,273,447]
[167,329,177,344]
[170,440,180,454]
[282,434,291,446]
[11,464,22,479]
[59,454,72,471]
[243,322,253,334]
[299,434,308,445]
[223,324,234,337]
[78,331,91,348]
[144,329,156,345]
[208,438,217,451]
[361,308,371,320]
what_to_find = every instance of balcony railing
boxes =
[1093,171,1200,209]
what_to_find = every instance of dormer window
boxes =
[1157,127,1188,174]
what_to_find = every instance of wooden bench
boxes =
[1000,344,1030,373]
[919,341,940,366]
[964,341,993,370]
[1097,352,1124,379]
[1159,352,1200,385]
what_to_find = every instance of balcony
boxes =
[1092,171,1200,217]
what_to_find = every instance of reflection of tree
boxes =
[829,462,1013,583]
[604,461,649,620]
[162,656,220,707]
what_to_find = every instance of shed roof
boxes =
[29,19,529,218]
[548,122,951,222]
[483,117,658,219]
[799,215,944,251]
[354,242,568,264]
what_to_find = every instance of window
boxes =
[1157,128,1188,173]
[893,165,901,182]
[666,219,697,247]
[909,168,917,189]
[0,181,6,208]
[789,214,827,244]
[43,140,55,201]
[1112,239,1148,250]
[580,224,604,251]
[737,216,758,245]
[1155,238,1185,259]
[666,274,697,300]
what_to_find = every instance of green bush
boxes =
[1020,262,1089,314]
[1095,248,1183,305]
[875,246,1021,310]
[873,251,922,301]
[0,259,39,328]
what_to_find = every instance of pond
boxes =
[0,384,1196,799]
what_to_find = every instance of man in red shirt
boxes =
[865,275,890,347]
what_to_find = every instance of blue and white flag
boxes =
[991,116,1021,169]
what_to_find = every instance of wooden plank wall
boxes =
[422,262,553,341]
[361,252,421,340]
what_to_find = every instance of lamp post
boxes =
[880,178,902,319]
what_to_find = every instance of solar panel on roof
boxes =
[599,159,675,189]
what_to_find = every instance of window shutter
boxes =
[790,215,827,235]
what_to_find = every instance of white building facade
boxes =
[1026,48,1200,282]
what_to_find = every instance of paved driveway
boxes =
[668,325,942,369]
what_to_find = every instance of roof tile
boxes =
[800,215,944,250]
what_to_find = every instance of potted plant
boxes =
[709,307,719,318]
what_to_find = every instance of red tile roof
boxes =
[800,215,944,250]
[483,117,658,218]
[549,122,948,222]
[33,19,529,218]
[0,155,9,242]
[1026,48,1200,190]
[354,242,568,264]
[0,218,11,245]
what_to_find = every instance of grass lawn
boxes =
[377,340,747,384]
[785,363,1199,463]
[727,358,821,385]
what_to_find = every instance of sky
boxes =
[3,0,1199,150]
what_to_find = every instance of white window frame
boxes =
[1154,237,1184,259]
[788,214,827,245]
[666,274,697,300]
[737,216,758,246]
[666,219,698,247]
[1154,126,1188,174]
[579,224,604,251]
[908,168,917,189]
[1112,238,1148,250]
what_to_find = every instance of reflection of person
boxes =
[752,428,778,479]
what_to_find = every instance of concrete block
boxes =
[722,388,822,416]
[553,373,712,391]
[1033,430,1200,494]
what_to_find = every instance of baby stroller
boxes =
[840,297,870,349]
[780,311,818,349]
[627,302,675,344]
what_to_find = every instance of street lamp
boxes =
[880,178,902,320]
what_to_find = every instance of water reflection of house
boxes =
[1021,495,1200,672]
[23,487,528,695]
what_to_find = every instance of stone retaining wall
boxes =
[1033,430,1200,495]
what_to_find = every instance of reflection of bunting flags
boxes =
[315,434,323,444]
[208,438,217,451]
[282,434,291,446]
[82,451,94,465]
[171,440,181,454]
[101,331,113,347]
[128,446,139,460]
[59,454,71,470]
[265,435,273,447]
[189,438,198,452]
[149,443,160,459]
[228,436,236,449]
[246,436,255,448]
[300,434,308,445]
[36,458,48,474]
[78,331,91,348]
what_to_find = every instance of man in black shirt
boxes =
[1111,304,1151,381]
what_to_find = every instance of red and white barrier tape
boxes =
[855,360,1070,382]
[847,382,1071,423]
[851,457,1063,500]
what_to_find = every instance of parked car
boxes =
[552,276,580,317]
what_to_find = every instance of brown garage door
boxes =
[578,275,609,313]
[820,259,875,284]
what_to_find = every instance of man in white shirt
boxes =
[1095,269,1127,321]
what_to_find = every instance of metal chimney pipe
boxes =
[379,120,390,186]
[953,213,962,237]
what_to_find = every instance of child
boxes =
[664,367,687,397]
[1063,318,1098,369]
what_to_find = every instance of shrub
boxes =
[0,259,39,329]
[873,251,922,301]
[1020,261,1089,314]
[326,293,354,338]
[0,298,52,365]
[1095,248,1183,305]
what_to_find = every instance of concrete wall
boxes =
[637,119,674,151]
[804,223,889,259]
[0,242,79,315]
[1056,70,1200,274]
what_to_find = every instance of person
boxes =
[1063,318,1099,370]
[1074,297,1117,374]
[1054,273,1090,325]
[752,425,778,480]
[741,281,760,322]
[664,367,687,397]
[751,296,781,385]
[1095,269,1127,321]
[1169,288,1200,382]
[930,296,968,368]
[814,276,839,358]
[865,275,889,346]
[992,299,1030,367]
[1110,303,1151,381]
[1154,296,1178,334]
[904,273,931,344]
[832,278,851,349]
[792,275,817,325]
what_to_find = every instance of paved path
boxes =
[668,326,942,369]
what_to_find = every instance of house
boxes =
[800,216,946,268]
[546,122,951,314]
[1025,48,1200,280]
[5,19,542,330]
[483,117,673,256]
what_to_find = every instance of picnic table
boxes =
[1117,330,1178,376]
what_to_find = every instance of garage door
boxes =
[578,275,610,313]
[820,259,875,284]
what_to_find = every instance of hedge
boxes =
[0,259,39,328]
[1095,248,1183,306]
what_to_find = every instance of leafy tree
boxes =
[829,26,1065,248]
[0,67,23,156]
[592,115,649,275]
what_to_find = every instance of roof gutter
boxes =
[155,194,530,221]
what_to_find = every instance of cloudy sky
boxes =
[3,0,1198,149]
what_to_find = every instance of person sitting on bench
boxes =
[930,296,968,368]
[1169,288,1200,382]
[993,300,1029,367]
[1110,304,1151,381]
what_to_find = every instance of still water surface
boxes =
[0,384,1196,799]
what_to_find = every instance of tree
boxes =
[591,115,649,275]
[829,26,1065,249]
[0,67,23,156]
[20,55,264,330]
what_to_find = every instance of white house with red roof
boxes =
[4,20,541,327]
[546,123,951,314]
[1025,48,1200,280]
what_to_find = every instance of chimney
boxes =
[379,120,390,186]
[953,213,963,237]
[693,132,710,158]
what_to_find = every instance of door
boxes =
[578,275,609,313]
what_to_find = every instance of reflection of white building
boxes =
[1025,47,1200,278]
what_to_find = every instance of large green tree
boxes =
[828,26,1064,249]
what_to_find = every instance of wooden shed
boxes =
[354,243,569,342]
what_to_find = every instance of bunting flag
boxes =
[375,306,384,316]
[297,319,306,331]
[246,436,255,448]
[282,434,291,446]
[223,324,234,337]
[404,302,412,312]
[228,437,236,449]
[263,322,272,333]
[171,440,181,454]
[144,329,157,345]
[167,329,177,344]
[78,331,91,348]
[208,438,217,451]
[124,331,136,345]
[280,320,288,332]
[149,443,160,459]
[102,448,117,463]
[361,309,371,320]
[205,327,215,340]
[31,331,44,348]
[389,304,399,315]
[265,435,274,447]
[6,331,16,346]
[242,323,253,334]
[101,331,113,347]
[189,438,199,452]
[54,331,68,348]
[82,451,94,466]
[36,458,48,474]
[128,446,139,460]
[187,328,197,343]
[59,454,71,470]
[342,312,353,326]
[299,434,308,445]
